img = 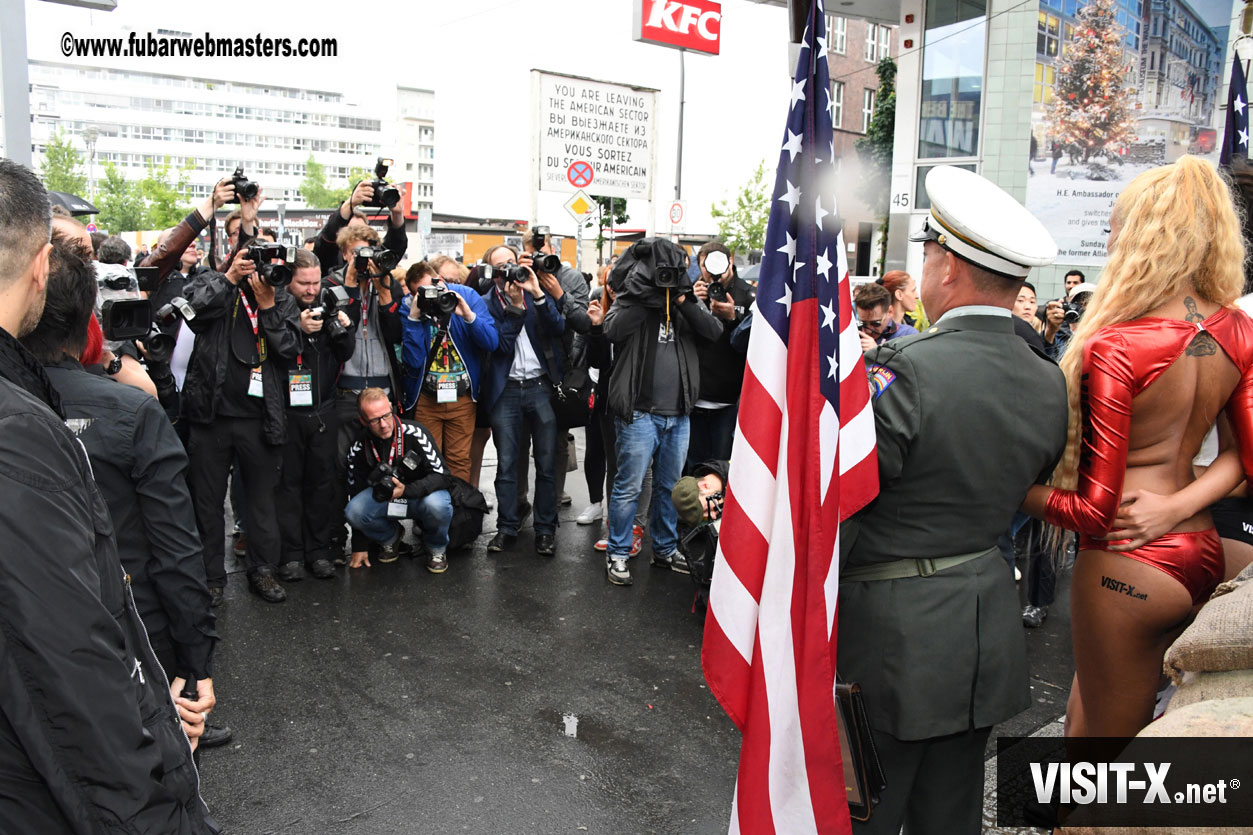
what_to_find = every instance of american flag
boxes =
[1220,54,1249,168]
[701,2,879,833]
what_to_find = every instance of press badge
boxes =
[437,381,457,404]
[289,372,313,407]
[248,367,264,398]
[387,499,408,518]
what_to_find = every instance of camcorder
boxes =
[353,245,400,276]
[654,265,693,293]
[368,449,425,503]
[480,262,530,285]
[245,243,296,287]
[228,166,259,204]
[416,285,459,318]
[362,157,401,210]
[312,285,351,339]
[99,296,194,364]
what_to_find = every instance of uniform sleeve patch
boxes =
[866,364,896,399]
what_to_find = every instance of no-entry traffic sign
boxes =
[567,160,594,189]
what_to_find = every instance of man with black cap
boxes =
[837,165,1069,833]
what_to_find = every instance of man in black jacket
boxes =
[687,241,754,472]
[24,232,220,750]
[314,179,408,278]
[603,238,723,586]
[0,157,217,834]
[183,219,303,604]
[345,388,455,571]
[276,249,356,581]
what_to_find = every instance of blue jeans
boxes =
[490,379,558,536]
[344,488,453,554]
[609,412,689,559]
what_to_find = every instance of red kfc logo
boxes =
[633,0,722,55]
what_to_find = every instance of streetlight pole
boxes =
[675,49,686,201]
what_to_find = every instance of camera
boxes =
[245,243,296,287]
[655,265,692,293]
[1062,301,1084,324]
[353,245,400,276]
[417,285,459,317]
[155,296,196,328]
[529,253,561,274]
[480,262,530,284]
[312,285,351,339]
[707,281,729,303]
[141,326,177,364]
[228,166,259,204]
[100,298,152,341]
[362,157,401,210]
[367,449,424,503]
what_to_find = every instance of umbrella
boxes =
[740,263,761,283]
[47,191,98,216]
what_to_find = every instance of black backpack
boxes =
[447,477,489,551]
[678,522,719,615]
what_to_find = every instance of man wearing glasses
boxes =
[854,282,918,351]
[344,388,455,572]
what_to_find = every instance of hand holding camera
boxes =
[245,243,296,288]
[693,280,710,303]
[299,308,325,335]
[1044,300,1066,338]
[225,253,257,285]
[588,298,604,326]
[248,273,277,310]
[415,284,460,319]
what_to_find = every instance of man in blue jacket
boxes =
[400,261,498,482]
[479,245,565,556]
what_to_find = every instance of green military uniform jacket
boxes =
[837,311,1068,741]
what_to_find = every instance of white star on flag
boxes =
[817,35,828,59]
[790,78,806,109]
[815,196,830,231]
[778,231,796,261]
[1241,128,1249,147]
[826,350,839,380]
[777,281,792,312]
[782,129,803,162]
[792,260,807,282]
[1237,95,1247,115]
[779,180,801,214]
[816,248,832,279]
[820,301,837,331]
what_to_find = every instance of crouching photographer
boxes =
[602,237,723,586]
[345,389,456,573]
[400,261,498,482]
[274,249,357,582]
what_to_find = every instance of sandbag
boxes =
[1166,669,1253,714]
[1164,581,1253,683]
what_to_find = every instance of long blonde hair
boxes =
[1052,156,1246,492]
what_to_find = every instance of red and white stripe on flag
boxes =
[700,3,879,832]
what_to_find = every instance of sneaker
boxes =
[199,723,233,749]
[276,560,304,582]
[607,557,633,586]
[378,542,400,564]
[427,552,448,574]
[560,492,573,507]
[1022,605,1048,628]
[1014,565,1022,582]
[630,525,644,557]
[309,559,336,579]
[669,552,691,575]
[594,537,609,552]
[576,502,602,525]
[232,534,247,558]
[208,586,225,608]
[247,569,286,603]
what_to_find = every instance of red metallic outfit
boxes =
[1044,307,1253,603]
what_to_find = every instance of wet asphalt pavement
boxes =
[200,431,1074,834]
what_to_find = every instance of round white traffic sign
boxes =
[669,202,684,225]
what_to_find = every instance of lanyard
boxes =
[233,289,267,361]
[367,422,404,467]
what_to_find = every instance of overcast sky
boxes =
[22,0,831,237]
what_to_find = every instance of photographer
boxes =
[854,281,918,350]
[400,261,498,482]
[345,388,455,572]
[24,232,221,753]
[479,244,566,556]
[314,168,408,278]
[275,249,357,582]
[687,241,754,472]
[1042,281,1097,361]
[327,223,405,553]
[182,202,303,605]
[602,237,723,586]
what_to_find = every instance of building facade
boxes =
[826,12,899,278]
[1138,0,1222,125]
[28,59,434,212]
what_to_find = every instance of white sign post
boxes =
[564,190,598,272]
[534,70,660,233]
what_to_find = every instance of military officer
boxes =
[837,166,1069,834]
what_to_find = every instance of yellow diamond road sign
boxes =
[563,189,596,223]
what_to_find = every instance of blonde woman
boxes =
[1023,156,1253,738]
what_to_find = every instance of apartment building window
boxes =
[865,23,878,61]
[862,89,876,132]
[828,15,846,53]
[879,25,890,59]
[831,80,844,129]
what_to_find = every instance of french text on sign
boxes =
[568,161,594,188]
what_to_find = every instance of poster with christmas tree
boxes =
[1025,0,1236,265]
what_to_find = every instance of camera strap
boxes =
[232,290,266,363]
[367,421,404,468]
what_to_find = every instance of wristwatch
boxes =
[105,357,123,376]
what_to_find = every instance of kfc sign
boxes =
[633,0,722,55]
